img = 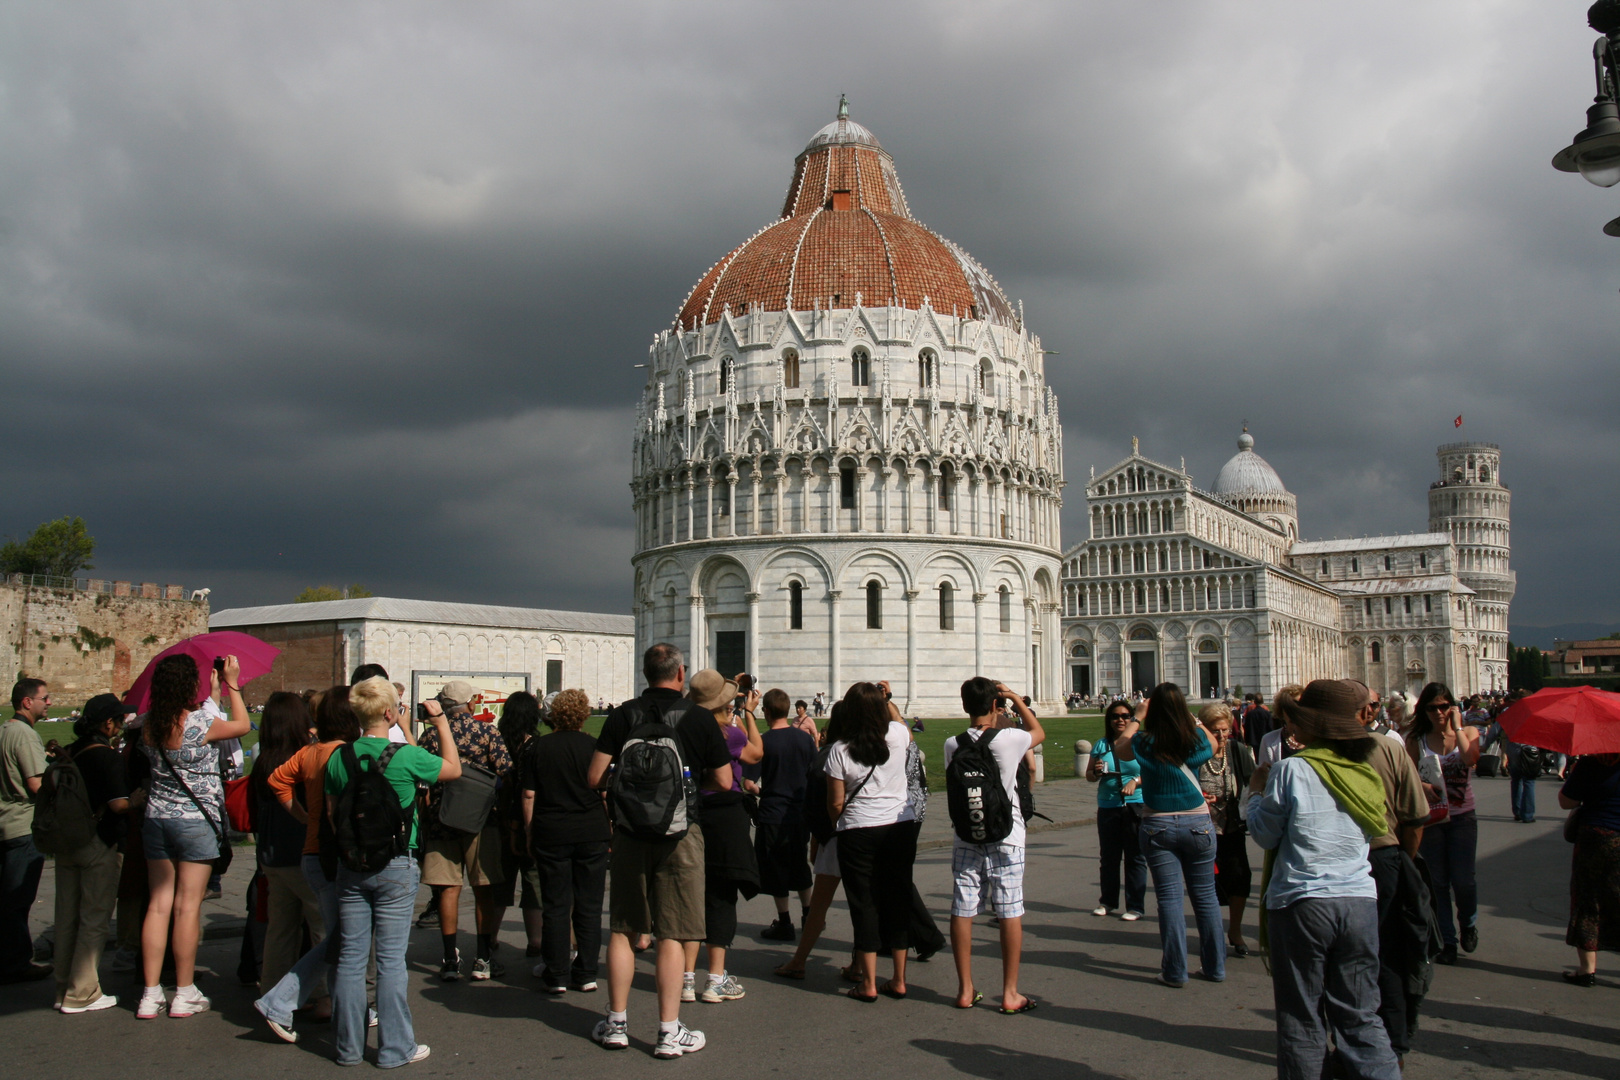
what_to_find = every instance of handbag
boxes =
[224,776,254,832]
[1564,806,1583,844]
[435,760,500,834]
[156,744,229,857]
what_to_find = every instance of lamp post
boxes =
[1553,3,1620,232]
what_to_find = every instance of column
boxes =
[1024,598,1035,692]
[904,589,919,710]
[750,469,762,536]
[905,468,917,534]
[879,467,893,533]
[855,468,869,534]
[973,591,986,676]
[952,473,963,536]
[746,591,760,676]
[727,477,739,537]
[687,595,705,669]
[828,590,842,696]
[684,476,695,542]
[774,469,784,535]
[705,476,715,540]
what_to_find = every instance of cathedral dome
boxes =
[674,97,1016,330]
[1214,427,1288,495]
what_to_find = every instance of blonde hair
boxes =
[1385,692,1410,728]
[1198,703,1233,730]
[549,689,590,732]
[349,676,398,725]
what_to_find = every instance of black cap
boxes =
[82,693,135,729]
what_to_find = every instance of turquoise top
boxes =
[1092,743,1143,807]
[1129,728,1214,812]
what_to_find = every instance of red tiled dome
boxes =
[675,101,1015,329]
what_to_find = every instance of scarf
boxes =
[1256,745,1386,963]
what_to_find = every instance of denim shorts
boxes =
[142,815,220,863]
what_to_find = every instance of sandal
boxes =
[998,997,1037,1015]
[840,965,862,984]
[846,988,878,1003]
[879,980,907,1000]
[772,964,806,980]
[953,991,983,1009]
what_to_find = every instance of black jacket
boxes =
[699,789,759,897]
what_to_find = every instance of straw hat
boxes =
[1275,679,1373,743]
[687,668,738,711]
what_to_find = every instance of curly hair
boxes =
[549,689,590,732]
[144,654,200,748]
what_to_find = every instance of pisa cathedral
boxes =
[1058,434,1513,702]
[626,100,1511,710]
[631,101,1064,713]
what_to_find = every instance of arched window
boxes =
[1370,641,1382,664]
[978,358,994,396]
[1478,465,1490,483]
[919,349,936,389]
[782,348,800,389]
[840,464,856,510]
[719,357,734,395]
[938,581,954,630]
[1130,626,1156,642]
[1019,371,1029,412]
[851,348,871,387]
[998,585,1011,632]
[866,580,882,629]
[1198,638,1219,653]
[939,460,954,510]
[788,581,803,630]
[1383,554,1393,571]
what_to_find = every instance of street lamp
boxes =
[1553,2,1620,232]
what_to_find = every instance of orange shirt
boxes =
[268,740,343,855]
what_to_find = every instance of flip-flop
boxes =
[840,965,863,984]
[1227,941,1250,957]
[998,998,1038,1015]
[879,981,907,1000]
[846,989,878,1003]
[773,965,806,980]
[953,992,983,1009]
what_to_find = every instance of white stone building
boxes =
[1059,433,1512,702]
[630,101,1065,712]
[211,597,636,706]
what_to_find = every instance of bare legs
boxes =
[775,873,840,975]
[1227,896,1248,951]
[951,914,1025,1010]
[607,932,688,1023]
[141,859,210,988]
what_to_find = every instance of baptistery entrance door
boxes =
[1129,650,1158,694]
[714,631,746,680]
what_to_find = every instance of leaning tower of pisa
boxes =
[1427,442,1514,692]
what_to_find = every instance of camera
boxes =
[736,673,754,693]
[415,703,432,721]
[213,657,226,675]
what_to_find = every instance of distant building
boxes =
[210,596,635,708]
[1548,639,1620,676]
[1058,433,1512,701]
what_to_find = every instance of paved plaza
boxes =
[3,775,1615,1080]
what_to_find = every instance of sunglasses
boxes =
[1425,703,1454,712]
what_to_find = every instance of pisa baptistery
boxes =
[630,99,1065,712]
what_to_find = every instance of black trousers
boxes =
[1368,845,1416,1055]
[705,874,738,949]
[836,820,919,953]
[532,840,609,986]
[1097,805,1148,913]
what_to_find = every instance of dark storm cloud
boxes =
[0,1,1611,624]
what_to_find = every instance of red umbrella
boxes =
[1495,686,1620,757]
[122,631,281,712]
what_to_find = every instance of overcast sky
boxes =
[1,1,1614,630]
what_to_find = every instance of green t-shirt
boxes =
[323,737,444,850]
[1,718,48,842]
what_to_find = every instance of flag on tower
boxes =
[1454,415,1463,428]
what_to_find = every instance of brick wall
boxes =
[223,621,346,706]
[2,581,210,701]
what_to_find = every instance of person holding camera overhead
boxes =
[1088,701,1148,921]
[1112,682,1226,987]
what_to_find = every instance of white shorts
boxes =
[951,840,1026,918]
[812,835,839,877]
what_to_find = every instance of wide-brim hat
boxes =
[688,668,738,711]
[1276,679,1372,743]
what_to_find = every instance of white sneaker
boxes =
[1120,911,1143,922]
[168,987,211,1018]
[369,1007,379,1028]
[136,990,167,1020]
[654,1022,706,1058]
[680,974,696,1003]
[592,1016,629,1050]
[701,974,745,1002]
[254,999,298,1043]
[407,1044,431,1064]
[60,993,118,1014]
[1091,906,1111,917]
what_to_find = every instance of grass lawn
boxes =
[28,707,1105,792]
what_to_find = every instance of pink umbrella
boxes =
[1495,685,1620,757]
[122,630,281,712]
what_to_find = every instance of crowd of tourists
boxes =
[2,651,1617,1076]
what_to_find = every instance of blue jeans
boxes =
[1268,896,1400,1080]
[1140,812,1225,984]
[334,856,419,1068]
[1510,776,1536,822]
[255,855,338,1026]
[0,835,46,974]
[1097,805,1148,913]
[1418,811,1477,947]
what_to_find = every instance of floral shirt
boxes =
[142,698,224,823]
[418,711,514,839]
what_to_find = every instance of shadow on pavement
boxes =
[1424,998,1620,1047]
[912,1039,1130,1080]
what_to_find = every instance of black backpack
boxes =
[1514,744,1544,778]
[946,729,1015,845]
[331,743,409,873]
[804,747,837,843]
[608,699,693,842]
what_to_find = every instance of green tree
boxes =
[0,516,96,577]
[295,583,373,603]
